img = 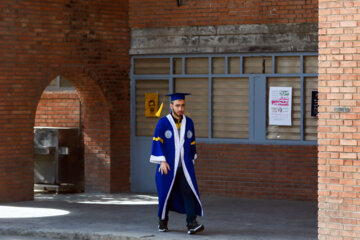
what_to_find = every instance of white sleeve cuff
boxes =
[192,153,198,165]
[150,155,166,164]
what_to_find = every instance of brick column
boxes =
[318,1,360,239]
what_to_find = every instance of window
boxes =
[243,57,272,74]
[213,78,249,139]
[175,78,209,138]
[132,53,318,144]
[46,75,75,91]
[134,58,170,75]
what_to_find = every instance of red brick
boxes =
[129,0,317,28]
[197,143,317,201]
[0,0,130,202]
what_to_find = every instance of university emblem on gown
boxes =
[165,130,172,139]
[187,130,193,139]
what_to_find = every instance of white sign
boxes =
[268,87,292,126]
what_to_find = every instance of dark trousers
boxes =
[163,167,197,224]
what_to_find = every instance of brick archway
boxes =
[0,0,130,203]
[37,71,112,193]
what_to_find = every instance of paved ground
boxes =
[0,193,317,240]
[0,237,51,240]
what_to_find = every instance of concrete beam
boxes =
[130,23,318,55]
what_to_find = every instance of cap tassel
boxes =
[155,102,163,117]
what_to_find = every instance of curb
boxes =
[0,228,152,240]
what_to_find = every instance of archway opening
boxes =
[34,75,84,194]
[34,72,111,195]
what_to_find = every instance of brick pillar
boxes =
[0,0,130,202]
[318,1,360,239]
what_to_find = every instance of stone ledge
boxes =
[130,23,318,55]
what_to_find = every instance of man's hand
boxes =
[159,161,170,175]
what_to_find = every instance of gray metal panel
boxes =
[130,138,157,193]
[254,76,266,142]
[300,55,305,141]
[209,77,213,139]
[249,76,255,141]
[34,128,58,184]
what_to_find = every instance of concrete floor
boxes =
[0,193,317,240]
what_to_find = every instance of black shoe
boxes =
[158,219,168,232]
[187,220,204,235]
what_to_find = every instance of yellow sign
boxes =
[145,93,158,117]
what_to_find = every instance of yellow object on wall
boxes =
[145,93,158,117]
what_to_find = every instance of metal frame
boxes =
[130,52,318,146]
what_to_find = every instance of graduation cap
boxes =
[166,93,191,102]
[155,93,191,117]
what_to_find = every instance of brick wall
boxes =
[196,144,318,201]
[318,0,360,239]
[129,0,318,28]
[0,0,130,202]
[129,0,319,202]
[35,91,80,128]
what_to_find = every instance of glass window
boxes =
[228,57,240,74]
[213,78,249,139]
[304,56,318,74]
[243,57,272,74]
[175,78,209,138]
[212,57,225,74]
[134,58,170,75]
[45,75,74,91]
[185,58,208,74]
[59,76,73,87]
[276,56,300,74]
[49,78,57,86]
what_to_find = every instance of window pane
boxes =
[175,78,209,138]
[186,58,208,74]
[59,76,73,87]
[49,78,57,86]
[173,58,182,74]
[304,77,318,141]
[136,80,169,136]
[213,78,249,139]
[243,57,272,74]
[267,77,301,140]
[275,56,300,74]
[212,57,225,74]
[229,57,240,74]
[304,56,318,74]
[134,58,170,75]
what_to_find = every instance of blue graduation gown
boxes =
[150,114,203,220]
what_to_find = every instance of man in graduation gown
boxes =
[150,93,204,235]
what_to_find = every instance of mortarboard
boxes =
[155,93,191,117]
[166,93,191,102]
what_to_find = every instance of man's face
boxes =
[171,99,185,118]
[148,100,155,112]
